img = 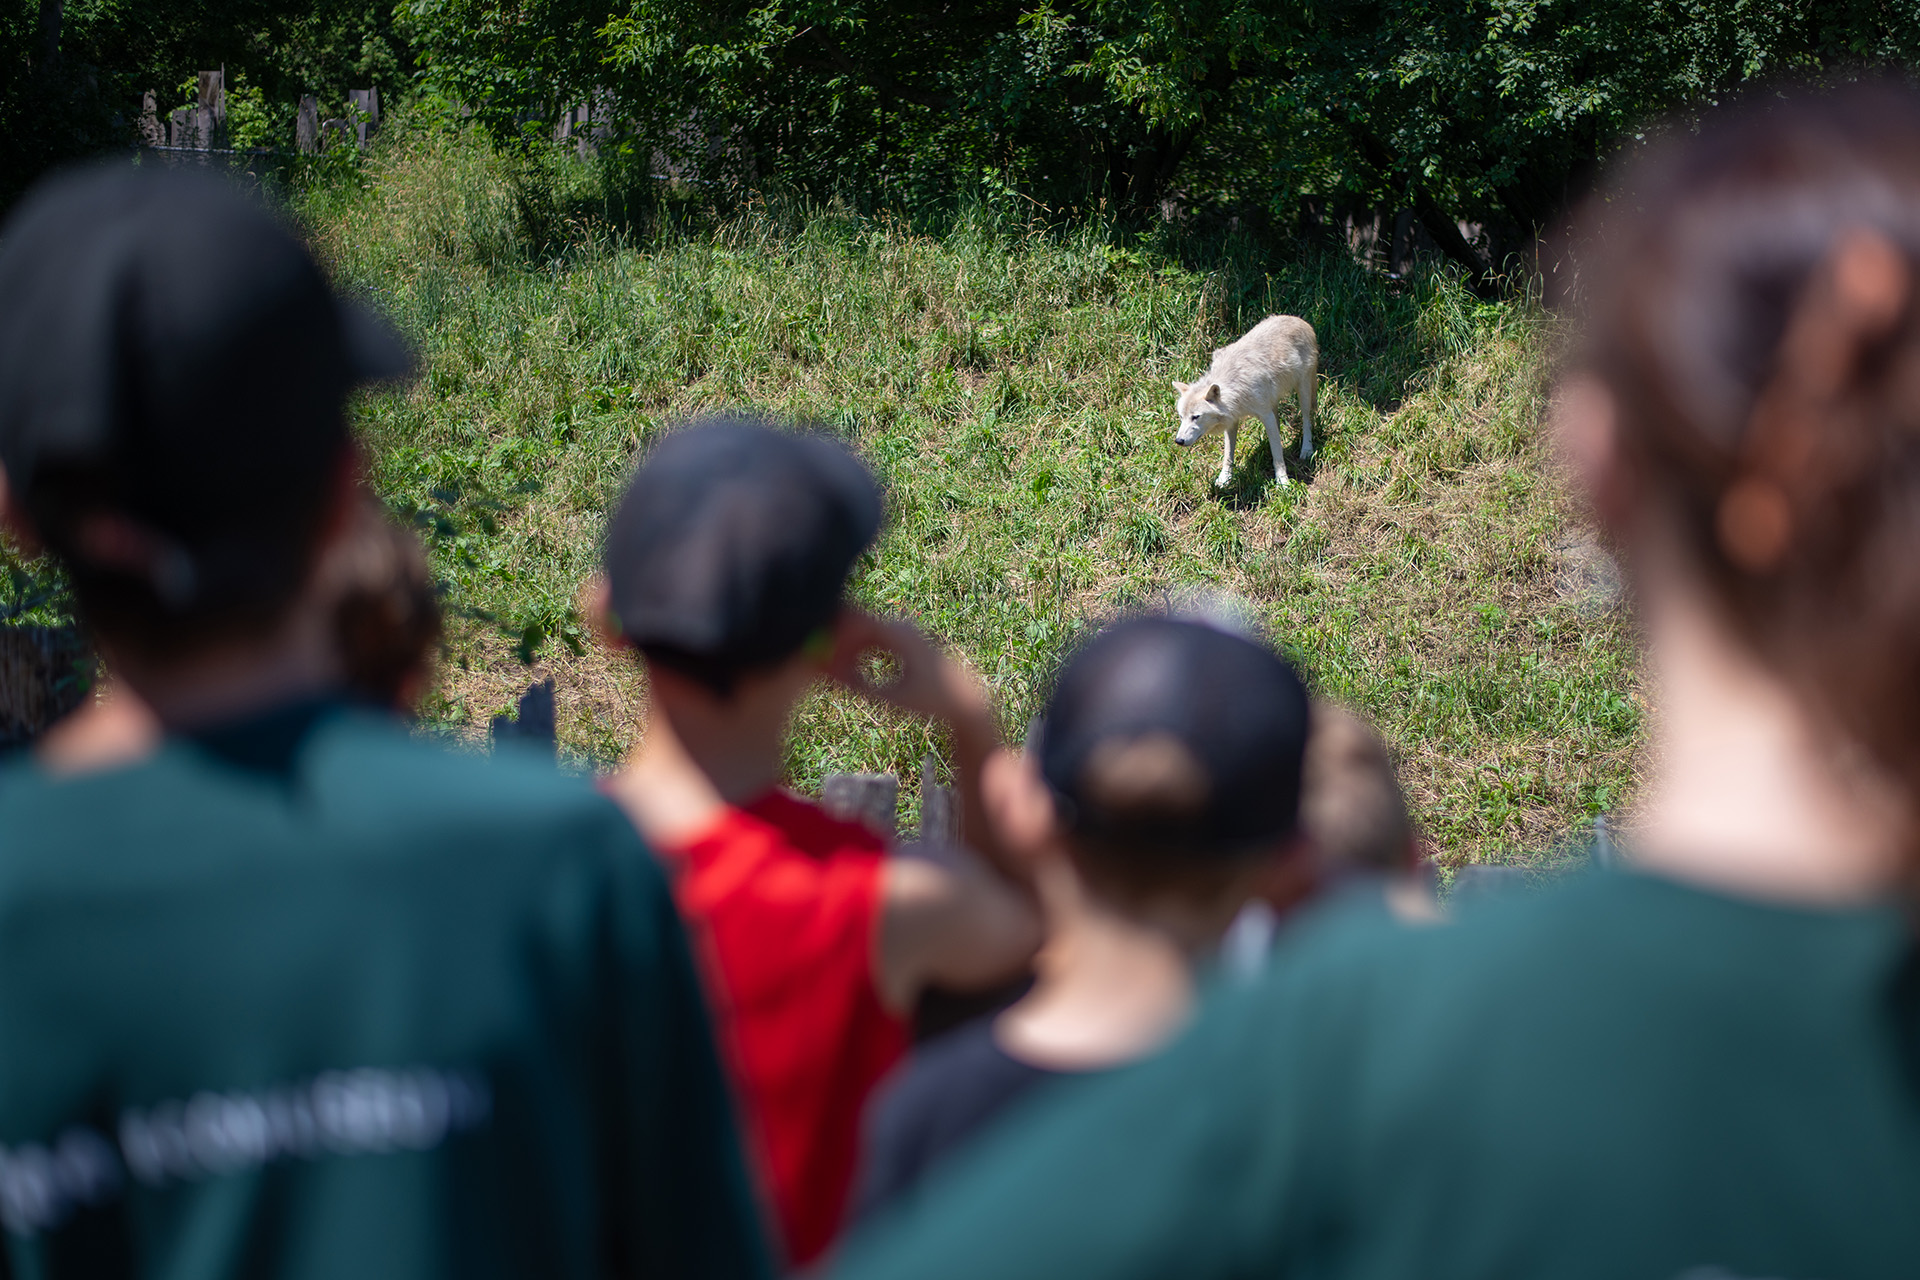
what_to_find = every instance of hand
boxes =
[827,610,988,724]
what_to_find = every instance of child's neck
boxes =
[993,863,1216,1072]
[604,670,796,847]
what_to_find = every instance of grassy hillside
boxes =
[303,124,1642,866]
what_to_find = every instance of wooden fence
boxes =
[136,70,381,160]
[0,626,93,751]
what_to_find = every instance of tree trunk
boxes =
[1414,199,1499,296]
[36,0,61,71]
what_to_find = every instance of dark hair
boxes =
[327,501,442,708]
[24,448,346,660]
[1301,703,1413,875]
[1576,78,1920,842]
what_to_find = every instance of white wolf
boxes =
[1172,315,1318,487]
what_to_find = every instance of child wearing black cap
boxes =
[851,615,1313,1223]
[0,166,767,1278]
[590,416,1040,1267]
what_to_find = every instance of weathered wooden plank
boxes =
[821,772,899,840]
[918,753,959,845]
[347,88,380,147]
[490,678,556,757]
[296,95,320,154]
[137,90,163,147]
[0,626,94,750]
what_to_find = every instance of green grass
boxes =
[293,123,1640,864]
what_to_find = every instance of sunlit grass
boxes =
[294,121,1641,865]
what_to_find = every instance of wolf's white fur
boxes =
[1172,315,1318,487]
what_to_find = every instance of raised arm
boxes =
[827,610,1020,881]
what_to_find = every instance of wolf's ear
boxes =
[1205,383,1222,403]
[1171,380,1187,393]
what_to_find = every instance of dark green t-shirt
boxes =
[0,702,770,1280]
[834,870,1920,1280]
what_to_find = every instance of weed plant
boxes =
[291,123,1641,865]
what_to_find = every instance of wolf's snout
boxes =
[1174,427,1200,447]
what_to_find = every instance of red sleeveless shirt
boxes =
[656,790,910,1266]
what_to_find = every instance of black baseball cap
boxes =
[0,162,409,608]
[603,416,883,691]
[1037,617,1311,855]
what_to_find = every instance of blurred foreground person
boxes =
[32,675,160,776]
[1300,702,1438,921]
[590,418,1039,1266]
[35,497,438,778]
[832,81,1920,1280]
[324,496,442,711]
[0,166,767,1279]
[853,617,1311,1223]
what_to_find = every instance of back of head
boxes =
[1574,78,1920,848]
[1037,616,1310,899]
[602,414,883,694]
[0,163,409,658]
[324,500,442,709]
[1301,703,1414,876]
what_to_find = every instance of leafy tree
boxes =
[398,0,1919,279]
[2,0,413,209]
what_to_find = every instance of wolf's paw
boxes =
[1213,473,1233,489]
[1274,472,1291,487]
[1299,442,1316,461]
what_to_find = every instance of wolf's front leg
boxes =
[1258,409,1290,486]
[1215,423,1237,488]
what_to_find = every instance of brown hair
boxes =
[1577,78,1920,841]
[1301,703,1414,875]
[325,500,442,709]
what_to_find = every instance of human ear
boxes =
[980,748,1058,867]
[576,574,623,649]
[1553,375,1629,534]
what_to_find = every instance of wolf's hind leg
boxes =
[1298,371,1316,461]
[1215,423,1237,488]
[1258,409,1290,485]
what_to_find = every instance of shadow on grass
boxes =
[1209,437,1319,508]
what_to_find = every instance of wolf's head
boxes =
[1171,381,1228,446]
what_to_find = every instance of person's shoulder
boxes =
[304,711,644,851]
[1222,867,1775,1073]
[860,1018,1060,1219]
[744,788,888,859]
[878,1020,1014,1119]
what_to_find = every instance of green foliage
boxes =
[393,0,1920,277]
[2,0,414,208]
[397,0,613,141]
[223,73,280,150]
[301,121,1641,860]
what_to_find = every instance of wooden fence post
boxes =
[347,88,380,147]
[820,773,899,840]
[918,754,959,845]
[296,95,320,154]
[490,678,556,757]
[137,90,162,147]
[0,626,94,750]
